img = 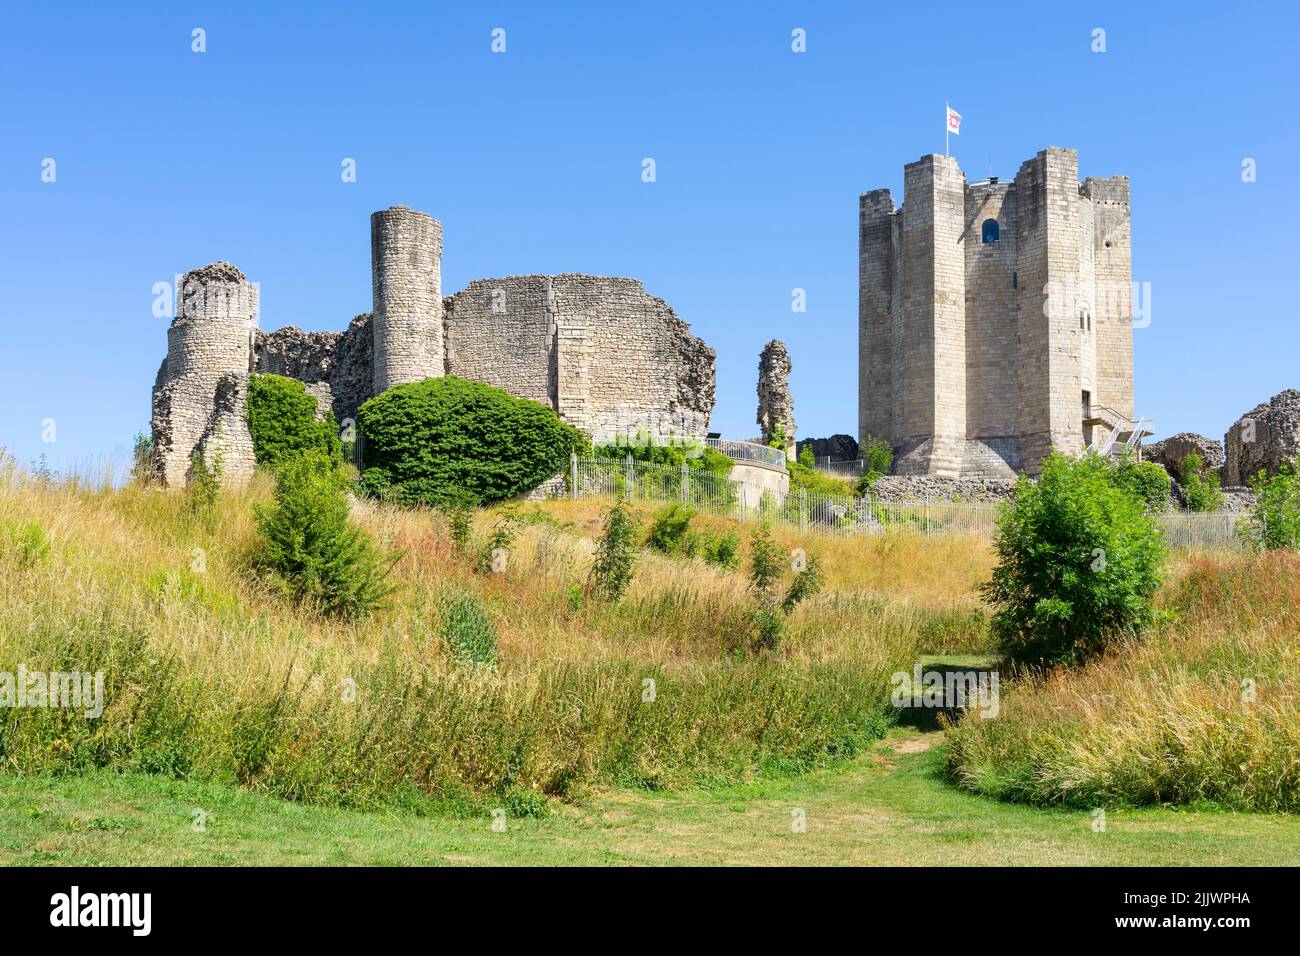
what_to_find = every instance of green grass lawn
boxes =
[3,730,1295,866]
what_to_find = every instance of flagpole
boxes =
[945,101,949,156]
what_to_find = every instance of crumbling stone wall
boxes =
[252,314,373,429]
[151,262,258,486]
[757,339,795,455]
[151,209,716,486]
[1142,432,1224,481]
[1223,389,1300,486]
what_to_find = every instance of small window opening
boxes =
[981,219,1000,244]
[1011,270,1017,289]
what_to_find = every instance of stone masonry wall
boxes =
[858,147,1133,478]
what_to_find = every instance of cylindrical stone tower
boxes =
[167,261,258,378]
[154,261,259,486]
[370,205,443,393]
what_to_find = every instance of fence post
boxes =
[680,461,688,503]
[799,488,808,533]
[625,452,634,501]
[570,451,578,501]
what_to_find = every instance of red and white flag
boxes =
[946,105,962,135]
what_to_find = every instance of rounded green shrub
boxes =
[1111,453,1172,511]
[246,374,342,468]
[982,451,1166,668]
[358,376,585,506]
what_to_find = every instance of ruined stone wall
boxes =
[151,263,258,486]
[552,275,714,442]
[1223,389,1300,486]
[444,274,714,442]
[151,210,717,487]
[756,339,795,453]
[443,277,554,407]
[252,313,373,428]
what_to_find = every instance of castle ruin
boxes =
[152,205,716,485]
[859,147,1140,477]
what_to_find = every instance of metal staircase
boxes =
[1084,404,1154,457]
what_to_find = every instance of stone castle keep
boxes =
[152,205,716,486]
[859,146,1138,477]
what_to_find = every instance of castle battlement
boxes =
[859,147,1134,477]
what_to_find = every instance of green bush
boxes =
[787,461,856,498]
[246,374,342,468]
[695,527,741,570]
[131,431,157,485]
[1111,453,1172,511]
[1249,463,1300,549]
[358,377,584,507]
[645,503,695,555]
[1179,451,1224,513]
[594,442,732,481]
[0,518,50,567]
[253,454,396,618]
[981,452,1166,668]
[797,445,815,469]
[588,500,637,601]
[439,589,499,668]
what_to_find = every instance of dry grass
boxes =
[0,462,990,811]
[945,552,1300,812]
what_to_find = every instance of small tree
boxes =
[982,452,1165,668]
[588,500,637,601]
[1248,463,1300,549]
[254,453,396,618]
[1179,451,1225,513]
[856,435,894,495]
[441,488,478,553]
[746,524,823,652]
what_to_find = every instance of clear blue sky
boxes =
[2,0,1297,474]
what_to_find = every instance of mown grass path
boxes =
[2,730,1295,866]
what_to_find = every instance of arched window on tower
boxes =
[981,219,1000,243]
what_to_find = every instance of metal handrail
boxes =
[704,437,787,469]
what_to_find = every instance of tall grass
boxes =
[945,552,1300,812]
[0,458,975,811]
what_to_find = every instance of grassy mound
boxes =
[0,464,991,813]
